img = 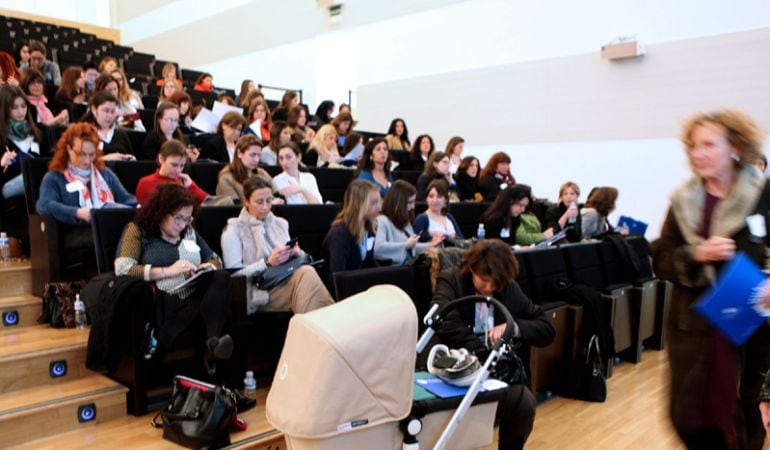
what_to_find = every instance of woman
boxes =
[355,137,392,198]
[309,100,334,129]
[244,97,272,142]
[81,91,136,161]
[14,42,30,68]
[221,176,334,314]
[331,111,355,148]
[409,134,435,171]
[55,66,86,104]
[236,79,255,107]
[481,184,553,246]
[272,142,323,205]
[271,90,299,121]
[97,56,118,74]
[415,151,454,201]
[581,186,619,238]
[262,121,291,166]
[413,179,463,243]
[0,86,45,199]
[141,102,185,161]
[455,156,481,202]
[114,183,231,373]
[158,79,178,104]
[0,51,20,87]
[651,110,770,450]
[154,63,183,89]
[384,118,410,151]
[36,123,136,241]
[111,68,145,121]
[287,105,309,144]
[94,73,143,132]
[216,134,274,202]
[321,179,381,290]
[305,124,340,167]
[20,68,68,127]
[478,151,515,202]
[168,91,193,130]
[544,181,582,242]
[193,73,214,92]
[240,89,264,114]
[444,136,465,174]
[432,239,554,450]
[375,180,441,265]
[202,111,247,163]
[340,132,363,165]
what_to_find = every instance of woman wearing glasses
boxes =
[36,123,136,246]
[221,176,333,314]
[141,102,186,161]
[115,183,232,373]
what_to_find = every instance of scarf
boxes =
[8,119,31,142]
[63,163,115,209]
[26,96,54,124]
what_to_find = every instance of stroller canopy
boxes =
[266,285,417,438]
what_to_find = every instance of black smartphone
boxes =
[286,238,299,248]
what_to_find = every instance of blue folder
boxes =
[692,252,768,345]
[617,215,648,236]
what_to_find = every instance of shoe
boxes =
[142,324,158,360]
[207,334,234,360]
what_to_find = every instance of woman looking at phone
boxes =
[221,176,333,314]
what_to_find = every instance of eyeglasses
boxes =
[173,214,193,225]
[161,118,179,124]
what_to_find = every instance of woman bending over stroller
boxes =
[431,239,555,450]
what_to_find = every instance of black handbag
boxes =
[153,375,236,449]
[38,280,87,328]
[255,254,312,291]
[576,335,607,402]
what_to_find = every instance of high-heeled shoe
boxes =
[207,334,234,360]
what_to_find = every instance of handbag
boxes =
[38,280,87,328]
[575,335,607,402]
[255,253,312,291]
[153,375,238,449]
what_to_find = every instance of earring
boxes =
[731,152,740,162]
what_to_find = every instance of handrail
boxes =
[257,84,304,105]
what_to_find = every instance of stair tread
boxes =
[0,294,39,308]
[0,325,89,360]
[7,386,281,450]
[0,260,31,273]
[0,374,127,417]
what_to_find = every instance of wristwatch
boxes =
[264,257,272,268]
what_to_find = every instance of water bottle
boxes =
[476,223,485,239]
[0,232,9,264]
[74,294,87,329]
[567,203,577,225]
[243,370,257,400]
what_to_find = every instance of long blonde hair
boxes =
[309,124,338,163]
[333,180,379,242]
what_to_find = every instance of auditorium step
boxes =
[6,386,286,450]
[0,374,128,448]
[0,260,33,297]
[0,294,41,328]
[0,325,90,394]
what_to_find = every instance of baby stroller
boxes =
[266,285,514,450]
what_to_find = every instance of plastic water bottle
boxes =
[243,370,257,400]
[0,232,9,264]
[476,223,485,240]
[74,294,87,329]
[567,203,577,225]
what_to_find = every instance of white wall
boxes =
[0,0,109,27]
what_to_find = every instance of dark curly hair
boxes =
[135,183,198,237]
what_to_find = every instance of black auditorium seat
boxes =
[105,160,157,194]
[272,204,341,260]
[187,161,226,196]
[193,206,241,256]
[309,168,354,203]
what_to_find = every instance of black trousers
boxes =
[155,269,231,351]
[496,384,536,450]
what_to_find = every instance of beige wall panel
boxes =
[114,0,177,23]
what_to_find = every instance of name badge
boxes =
[366,237,375,251]
[747,214,766,238]
[500,227,510,239]
[65,180,85,192]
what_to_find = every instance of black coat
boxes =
[201,135,230,163]
[101,128,134,157]
[321,223,378,291]
[543,202,583,242]
[432,268,555,355]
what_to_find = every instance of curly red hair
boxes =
[49,123,105,172]
[0,51,19,82]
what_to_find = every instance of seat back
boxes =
[187,161,226,196]
[333,265,417,302]
[520,246,568,303]
[562,241,606,290]
[448,202,483,239]
[21,157,51,215]
[308,168,354,203]
[193,206,241,256]
[105,160,158,194]
[91,208,139,273]
[272,204,341,259]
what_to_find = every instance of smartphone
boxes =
[286,238,299,248]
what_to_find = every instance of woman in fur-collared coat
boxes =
[651,110,770,450]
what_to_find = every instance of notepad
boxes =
[692,252,768,345]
